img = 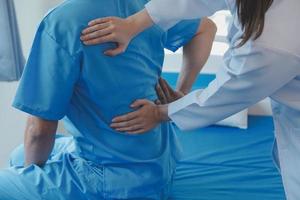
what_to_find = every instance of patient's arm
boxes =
[24,116,57,167]
[177,18,217,94]
[157,18,217,104]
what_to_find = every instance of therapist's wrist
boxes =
[126,9,154,37]
[155,104,170,122]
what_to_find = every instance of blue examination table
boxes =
[162,73,286,200]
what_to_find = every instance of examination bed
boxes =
[162,73,286,200]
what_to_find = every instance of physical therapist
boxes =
[80,0,300,199]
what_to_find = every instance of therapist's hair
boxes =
[237,0,273,47]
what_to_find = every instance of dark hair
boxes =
[236,0,274,47]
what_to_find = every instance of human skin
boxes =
[24,116,57,167]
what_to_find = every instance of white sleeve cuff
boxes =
[168,90,201,130]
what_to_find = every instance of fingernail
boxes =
[104,52,113,57]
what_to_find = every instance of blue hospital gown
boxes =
[0,0,200,199]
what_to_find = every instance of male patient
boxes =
[0,0,216,199]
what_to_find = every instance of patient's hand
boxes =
[156,78,184,104]
[110,100,169,134]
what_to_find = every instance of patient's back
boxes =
[48,0,169,158]
[17,0,199,197]
[45,0,166,121]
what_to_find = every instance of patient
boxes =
[0,0,216,199]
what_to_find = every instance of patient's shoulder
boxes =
[43,1,90,31]
[38,0,95,54]
[42,0,117,30]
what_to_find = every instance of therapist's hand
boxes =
[156,78,185,104]
[81,17,134,56]
[80,9,154,56]
[110,100,169,134]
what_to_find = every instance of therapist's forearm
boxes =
[24,116,57,167]
[177,19,217,94]
[127,9,154,38]
[169,47,300,131]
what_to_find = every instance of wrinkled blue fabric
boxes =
[0,0,24,81]
[0,0,199,199]
[170,116,285,200]
[162,73,286,200]
[6,117,286,200]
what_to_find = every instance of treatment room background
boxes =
[0,0,272,168]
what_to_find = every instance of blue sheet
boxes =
[162,73,286,200]
[170,116,285,200]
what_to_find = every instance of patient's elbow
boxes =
[200,18,217,36]
[207,19,217,35]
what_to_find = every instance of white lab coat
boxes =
[145,0,300,199]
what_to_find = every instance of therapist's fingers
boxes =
[160,78,185,102]
[130,99,150,108]
[81,28,113,42]
[154,99,161,105]
[160,78,177,97]
[81,22,110,35]
[112,111,139,123]
[111,118,142,129]
[115,124,144,132]
[88,17,114,26]
[155,84,168,104]
[82,34,115,45]
[161,78,175,94]
[127,129,146,135]
[111,99,152,123]
[104,45,127,56]
[159,78,172,100]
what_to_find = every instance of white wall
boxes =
[0,0,62,168]
[14,0,63,56]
